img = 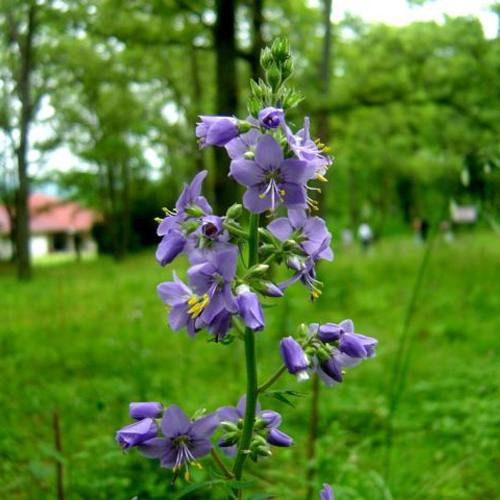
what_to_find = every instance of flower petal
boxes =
[243,186,273,213]
[190,413,220,439]
[162,405,190,437]
[267,217,293,241]
[137,437,169,459]
[230,159,265,187]
[254,134,284,169]
[189,438,213,459]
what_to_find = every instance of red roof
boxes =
[0,193,98,235]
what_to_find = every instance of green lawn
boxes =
[1,233,499,499]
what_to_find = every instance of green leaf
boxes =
[172,479,224,500]
[263,389,306,408]
[248,494,276,500]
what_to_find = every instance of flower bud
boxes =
[247,264,270,277]
[281,58,294,80]
[280,336,310,381]
[220,421,239,433]
[266,428,294,447]
[318,323,343,343]
[271,39,290,62]
[267,63,281,90]
[184,204,205,217]
[226,203,242,219]
[260,47,273,69]
[320,356,343,383]
[258,107,284,129]
[283,239,298,251]
[116,418,158,450]
[250,78,263,98]
[339,333,367,358]
[237,120,252,133]
[286,255,303,271]
[261,410,282,429]
[219,431,240,447]
[129,402,163,420]
[261,282,284,298]
[237,290,265,331]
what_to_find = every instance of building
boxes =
[0,193,98,259]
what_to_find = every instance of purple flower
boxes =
[156,171,212,266]
[312,320,378,387]
[258,107,284,129]
[280,336,310,381]
[137,405,220,475]
[156,230,187,266]
[266,428,293,447]
[217,396,292,455]
[338,319,378,359]
[267,209,333,261]
[261,282,284,298]
[236,286,265,331]
[320,484,334,500]
[130,402,163,420]
[116,418,158,450]
[230,134,309,213]
[225,127,262,160]
[157,272,207,338]
[285,117,331,169]
[196,116,240,148]
[185,215,233,265]
[308,322,343,343]
[206,309,233,341]
[187,247,238,324]
[157,170,212,237]
[279,236,331,299]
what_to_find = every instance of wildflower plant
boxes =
[116,39,378,499]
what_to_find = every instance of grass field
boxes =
[1,232,499,499]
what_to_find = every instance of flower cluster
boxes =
[280,320,378,387]
[217,396,293,460]
[116,39,377,499]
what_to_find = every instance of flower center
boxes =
[187,294,209,318]
[259,171,286,211]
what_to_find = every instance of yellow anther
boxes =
[184,470,190,481]
[154,217,163,223]
[259,193,266,199]
[194,462,203,470]
[187,294,209,318]
[280,189,286,195]
[316,174,328,183]
[322,146,331,152]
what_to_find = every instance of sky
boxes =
[328,0,498,38]
[40,0,499,184]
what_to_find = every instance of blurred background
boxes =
[1,0,500,499]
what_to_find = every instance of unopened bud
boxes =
[226,203,242,219]
[221,421,239,433]
[267,63,281,91]
[282,239,298,251]
[281,58,294,80]
[238,120,252,133]
[185,205,205,217]
[247,264,269,277]
[260,47,273,70]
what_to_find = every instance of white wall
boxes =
[0,237,13,260]
[30,235,50,257]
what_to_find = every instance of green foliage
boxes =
[1,233,500,499]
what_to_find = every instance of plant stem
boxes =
[257,365,286,393]
[210,449,234,479]
[232,213,260,494]
[305,373,320,500]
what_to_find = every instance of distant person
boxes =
[420,218,429,241]
[341,228,354,246]
[358,222,373,251]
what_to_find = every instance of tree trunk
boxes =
[189,48,205,174]
[250,0,264,81]
[214,0,238,213]
[15,3,37,280]
[317,0,333,217]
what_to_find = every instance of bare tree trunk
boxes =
[250,0,265,81]
[119,161,131,260]
[214,0,238,212]
[189,48,205,174]
[15,3,37,280]
[317,0,333,217]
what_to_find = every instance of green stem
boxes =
[223,222,249,239]
[210,449,234,479]
[257,365,286,393]
[232,213,260,493]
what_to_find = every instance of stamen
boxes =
[316,173,328,183]
[154,217,163,223]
